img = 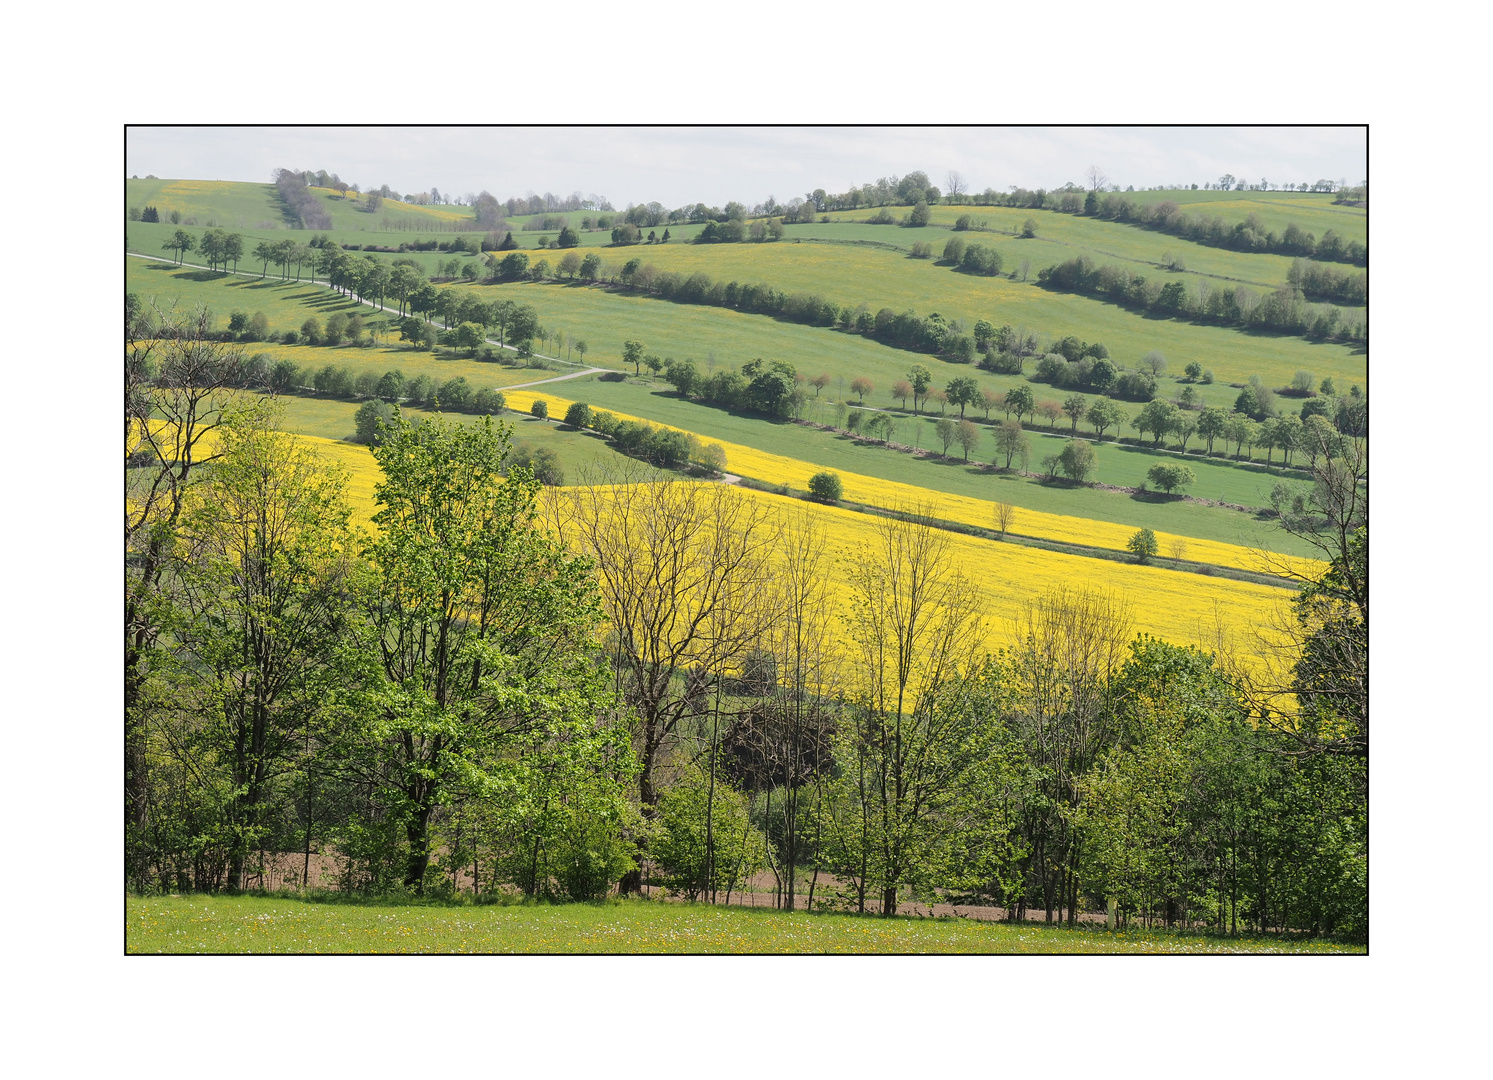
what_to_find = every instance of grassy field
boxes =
[124,893,1360,954]
[461,269,1364,400]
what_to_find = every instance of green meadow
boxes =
[125,894,1362,954]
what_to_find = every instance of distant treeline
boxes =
[1051,193,1367,267]
[1038,256,1367,346]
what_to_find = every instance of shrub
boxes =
[807,471,843,503]
[563,401,592,428]
[530,399,549,420]
[281,329,300,345]
[472,388,506,415]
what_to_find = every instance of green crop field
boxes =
[124,894,1361,954]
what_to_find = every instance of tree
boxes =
[992,501,1016,538]
[554,473,778,891]
[126,306,245,886]
[956,419,981,462]
[557,251,582,279]
[355,398,396,443]
[994,420,1029,470]
[1128,528,1158,563]
[907,364,933,414]
[531,399,549,420]
[1184,361,1203,382]
[1197,407,1228,454]
[836,508,983,915]
[1057,439,1096,482]
[623,339,646,375]
[169,407,359,890]
[1004,384,1035,425]
[810,373,831,398]
[564,401,592,428]
[892,380,913,410]
[1021,217,1038,238]
[578,253,601,281]
[850,376,873,404]
[936,417,957,457]
[556,225,580,248]
[360,412,623,892]
[808,471,843,502]
[1133,399,1180,448]
[981,388,1003,419]
[1060,393,1087,434]
[945,376,980,418]
[163,229,195,264]
[1037,399,1064,429]
[1142,351,1168,377]
[1086,398,1126,440]
[1147,463,1196,495]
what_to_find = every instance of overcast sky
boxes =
[126,126,1366,210]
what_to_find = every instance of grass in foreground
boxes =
[126,894,1362,954]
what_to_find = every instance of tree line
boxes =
[1039,255,1367,346]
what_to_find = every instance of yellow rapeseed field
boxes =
[499,388,1316,578]
[286,431,1288,667]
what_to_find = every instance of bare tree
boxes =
[945,170,967,199]
[1086,165,1109,192]
[993,501,1017,539]
[835,506,985,915]
[551,466,779,892]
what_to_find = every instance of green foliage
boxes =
[1146,463,1196,495]
[530,398,549,420]
[653,771,764,901]
[563,401,592,428]
[1128,527,1158,562]
[807,470,843,502]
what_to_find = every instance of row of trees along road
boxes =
[127,307,1366,936]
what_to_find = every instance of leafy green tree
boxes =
[1086,398,1126,439]
[945,376,980,418]
[1004,384,1035,424]
[653,771,763,901]
[355,398,396,443]
[1127,528,1158,562]
[172,407,358,891]
[994,419,1029,469]
[556,225,580,248]
[956,419,981,461]
[808,471,843,502]
[530,398,549,420]
[1058,438,1096,482]
[1196,406,1228,454]
[1146,463,1196,495]
[578,253,601,281]
[1062,393,1088,434]
[907,364,934,413]
[1184,361,1203,381]
[563,401,592,428]
[623,339,646,375]
[1133,399,1180,448]
[358,412,626,891]
[936,417,957,456]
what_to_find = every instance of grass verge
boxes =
[126,894,1363,954]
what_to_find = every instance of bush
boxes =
[652,773,763,901]
[281,329,299,345]
[563,401,592,428]
[472,388,506,415]
[530,399,549,420]
[807,471,843,503]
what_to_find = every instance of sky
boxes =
[125,126,1366,210]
